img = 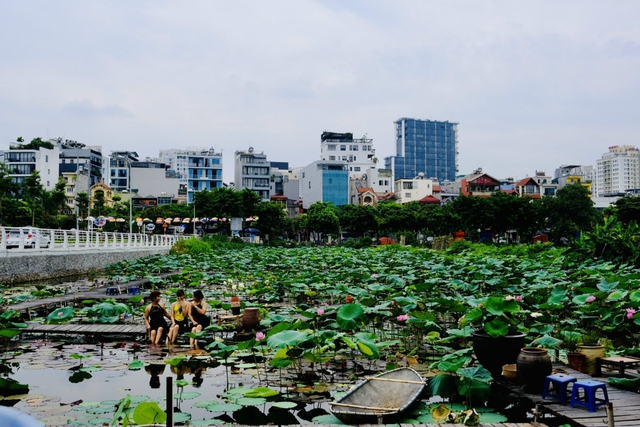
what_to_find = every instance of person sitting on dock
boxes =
[167,289,190,345]
[188,290,211,350]
[144,290,171,346]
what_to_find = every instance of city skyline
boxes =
[2,1,639,184]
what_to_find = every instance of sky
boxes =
[2,1,640,185]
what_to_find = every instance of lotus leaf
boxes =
[236,397,266,406]
[244,387,279,398]
[431,403,451,422]
[204,403,243,412]
[46,307,75,324]
[133,401,166,425]
[267,330,309,349]
[271,401,297,409]
[426,374,458,398]
[336,304,364,330]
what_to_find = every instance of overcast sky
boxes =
[2,1,639,184]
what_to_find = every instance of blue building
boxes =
[384,118,458,183]
[300,161,348,209]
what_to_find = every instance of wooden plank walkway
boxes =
[8,278,150,317]
[23,323,147,337]
[504,363,640,427]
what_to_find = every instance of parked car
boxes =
[5,227,51,249]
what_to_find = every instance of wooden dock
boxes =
[22,323,147,337]
[7,280,149,319]
[505,363,640,427]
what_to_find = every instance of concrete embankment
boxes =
[0,247,172,284]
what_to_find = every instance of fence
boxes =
[0,226,182,252]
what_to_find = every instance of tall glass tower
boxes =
[384,118,458,183]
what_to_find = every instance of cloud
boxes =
[61,99,133,119]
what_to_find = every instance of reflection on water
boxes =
[3,341,331,426]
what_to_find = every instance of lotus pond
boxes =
[2,243,639,426]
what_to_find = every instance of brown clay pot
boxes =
[516,347,552,393]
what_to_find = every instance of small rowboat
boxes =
[329,367,426,424]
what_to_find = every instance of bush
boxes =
[170,237,212,255]
[342,236,373,249]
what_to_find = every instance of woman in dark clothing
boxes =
[144,290,171,345]
[188,290,210,349]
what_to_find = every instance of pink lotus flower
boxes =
[586,296,596,303]
[371,273,379,278]
[255,331,265,341]
[57,311,63,317]
[515,295,523,302]
[626,308,637,319]
[396,314,410,322]
[317,308,325,316]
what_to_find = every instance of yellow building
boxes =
[566,175,592,197]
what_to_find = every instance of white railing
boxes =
[0,226,184,252]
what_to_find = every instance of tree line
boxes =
[2,162,632,246]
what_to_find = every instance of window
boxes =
[354,167,361,171]
[351,145,358,151]
[309,182,311,188]
[340,145,346,151]
[329,156,335,161]
[405,193,411,198]
[328,145,336,151]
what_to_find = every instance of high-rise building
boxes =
[596,145,640,196]
[384,118,458,183]
[234,147,270,201]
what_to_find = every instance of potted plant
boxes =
[561,328,585,372]
[577,330,605,375]
[459,296,527,379]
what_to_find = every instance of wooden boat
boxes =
[329,367,426,424]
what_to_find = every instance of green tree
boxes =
[613,196,640,225]
[49,176,67,215]
[92,190,106,217]
[24,170,44,226]
[196,187,242,219]
[0,163,16,225]
[238,188,262,218]
[255,201,286,240]
[306,202,340,238]
[338,204,378,237]
[543,183,602,243]
[75,192,90,225]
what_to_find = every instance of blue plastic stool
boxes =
[542,373,577,405]
[106,287,119,295]
[570,380,609,412]
[127,286,140,295]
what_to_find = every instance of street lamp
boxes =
[190,187,197,237]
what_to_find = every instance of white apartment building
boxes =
[596,145,640,196]
[394,174,435,204]
[320,132,376,179]
[159,148,223,203]
[3,142,60,191]
[234,148,270,201]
